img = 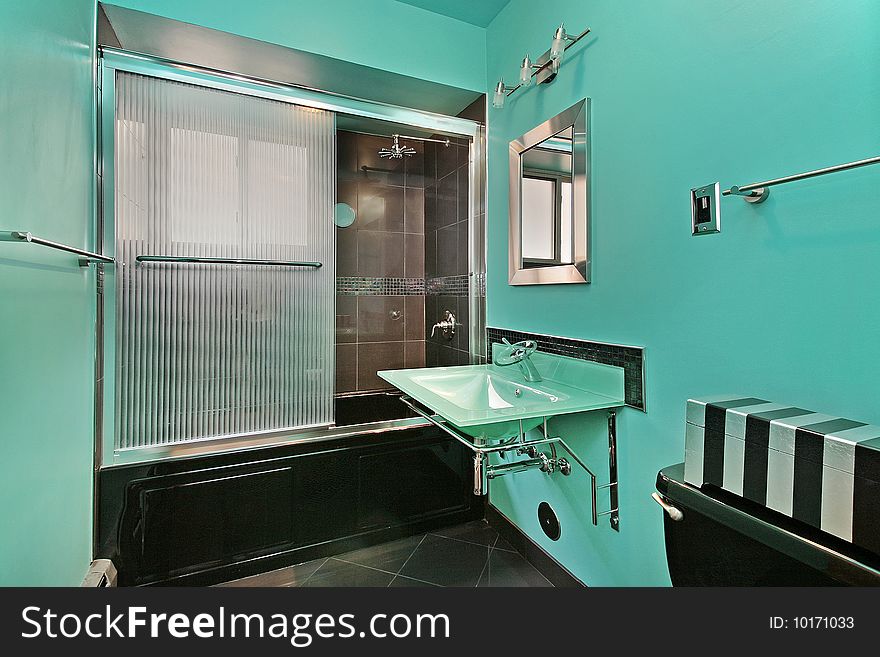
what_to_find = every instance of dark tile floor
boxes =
[218,520,553,587]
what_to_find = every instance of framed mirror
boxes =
[509,99,589,285]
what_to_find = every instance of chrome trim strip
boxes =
[104,417,431,467]
[100,48,480,140]
[508,99,590,285]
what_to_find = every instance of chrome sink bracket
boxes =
[594,410,620,531]
[396,395,620,529]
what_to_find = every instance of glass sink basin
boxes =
[408,370,563,411]
[379,352,625,442]
[404,370,561,439]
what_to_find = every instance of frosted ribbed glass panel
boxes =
[114,72,335,450]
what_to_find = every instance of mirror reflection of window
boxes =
[521,177,556,260]
[520,127,573,268]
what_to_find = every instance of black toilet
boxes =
[655,464,880,586]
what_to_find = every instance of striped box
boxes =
[684,396,880,556]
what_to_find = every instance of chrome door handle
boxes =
[651,492,684,521]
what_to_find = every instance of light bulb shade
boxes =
[551,24,567,62]
[493,79,506,108]
[519,55,532,87]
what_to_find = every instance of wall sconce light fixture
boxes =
[492,22,591,109]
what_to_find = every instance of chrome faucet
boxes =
[495,338,542,382]
[430,310,456,339]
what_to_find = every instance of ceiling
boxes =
[394,0,511,27]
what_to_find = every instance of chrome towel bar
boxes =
[136,255,322,268]
[0,230,113,265]
[723,153,880,203]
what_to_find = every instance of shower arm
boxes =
[356,129,452,148]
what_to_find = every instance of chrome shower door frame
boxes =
[97,50,484,467]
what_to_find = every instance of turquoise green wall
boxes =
[0,1,98,585]
[111,0,487,91]
[485,0,880,585]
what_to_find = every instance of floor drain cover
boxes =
[538,501,560,541]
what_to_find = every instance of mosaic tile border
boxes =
[486,327,646,411]
[426,274,469,297]
[336,277,425,296]
[338,274,483,298]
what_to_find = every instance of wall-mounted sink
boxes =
[379,346,625,441]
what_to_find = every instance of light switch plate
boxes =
[691,182,721,235]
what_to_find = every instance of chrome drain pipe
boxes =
[473,452,487,496]
[487,457,545,480]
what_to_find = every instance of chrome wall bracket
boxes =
[1,230,113,266]
[726,185,770,204]
[599,410,620,531]
[399,396,621,530]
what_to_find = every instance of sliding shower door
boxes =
[112,72,335,451]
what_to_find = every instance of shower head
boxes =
[378,134,416,159]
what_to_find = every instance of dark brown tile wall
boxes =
[336,131,425,392]
[424,135,471,368]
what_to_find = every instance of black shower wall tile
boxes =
[336,343,357,394]
[405,146,425,188]
[358,183,404,232]
[437,173,457,228]
[424,229,438,279]
[358,341,405,391]
[404,341,426,369]
[437,140,459,179]
[404,233,425,279]
[404,187,425,234]
[456,220,468,276]
[457,165,469,221]
[337,179,357,209]
[424,142,436,183]
[337,131,359,181]
[424,295,438,340]
[455,299,469,352]
[357,231,404,278]
[336,295,357,344]
[456,142,468,169]
[357,296,405,343]
[336,225,358,276]
[424,185,438,234]
[404,296,425,342]
[425,340,439,367]
[436,224,458,277]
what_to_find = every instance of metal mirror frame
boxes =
[509,98,590,285]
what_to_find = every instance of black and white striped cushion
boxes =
[684,396,880,556]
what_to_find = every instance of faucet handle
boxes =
[495,339,537,365]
